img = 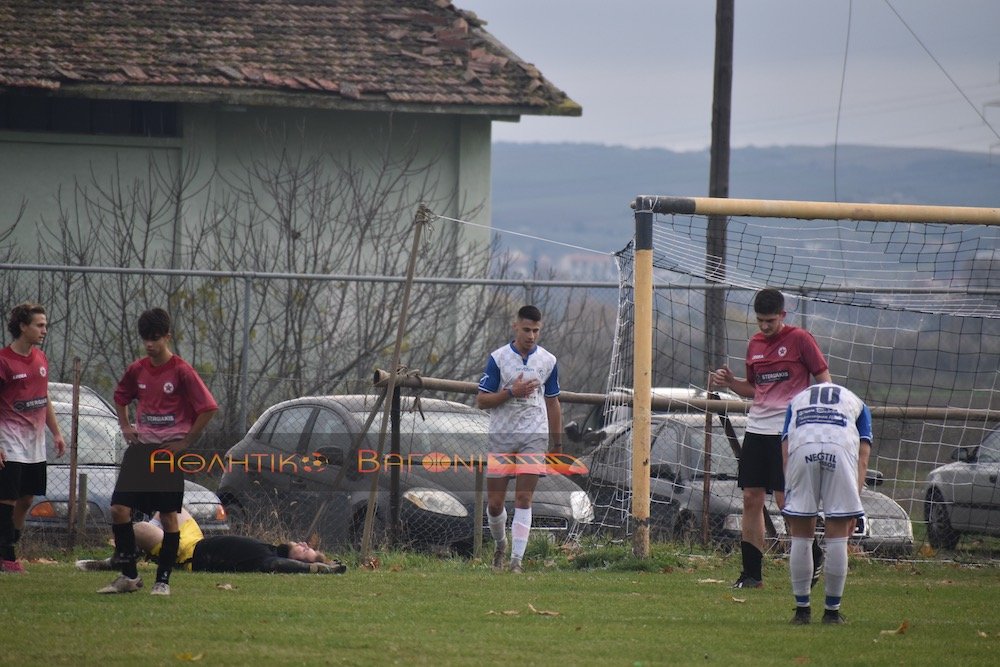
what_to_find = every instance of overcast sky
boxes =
[457,0,1000,154]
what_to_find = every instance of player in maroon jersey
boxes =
[710,288,831,589]
[0,303,66,573]
[99,308,217,596]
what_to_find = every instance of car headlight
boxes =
[185,503,228,523]
[570,490,594,523]
[403,488,468,517]
[866,517,913,540]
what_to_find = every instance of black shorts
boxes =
[0,461,47,500]
[110,442,184,514]
[737,431,783,494]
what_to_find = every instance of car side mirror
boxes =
[864,469,884,487]
[314,447,345,467]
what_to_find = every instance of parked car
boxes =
[217,395,594,553]
[48,381,117,415]
[26,400,229,540]
[924,425,1000,548]
[583,411,914,556]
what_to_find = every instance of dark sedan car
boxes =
[27,400,229,540]
[585,412,913,555]
[217,395,594,553]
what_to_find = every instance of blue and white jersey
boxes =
[781,383,873,453]
[478,342,559,450]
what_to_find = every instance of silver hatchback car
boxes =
[924,424,1000,549]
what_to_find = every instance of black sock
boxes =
[112,522,139,579]
[156,531,180,585]
[812,537,824,564]
[0,504,15,561]
[740,540,763,580]
[13,527,21,544]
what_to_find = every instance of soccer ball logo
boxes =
[422,452,451,473]
[300,452,327,473]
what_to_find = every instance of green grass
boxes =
[3,544,999,666]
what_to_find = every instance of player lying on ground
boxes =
[77,510,346,577]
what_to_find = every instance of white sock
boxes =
[488,507,507,545]
[789,537,813,603]
[511,507,532,560]
[823,537,849,610]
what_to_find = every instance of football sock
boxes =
[511,507,532,561]
[789,536,813,603]
[0,503,15,561]
[156,531,180,585]
[740,540,763,580]
[13,527,21,544]
[488,507,507,545]
[112,522,139,579]
[824,537,849,610]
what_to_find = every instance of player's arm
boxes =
[814,369,832,383]
[545,395,562,452]
[166,407,218,453]
[709,365,754,398]
[46,400,66,457]
[116,402,139,445]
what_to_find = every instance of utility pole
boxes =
[706,0,734,377]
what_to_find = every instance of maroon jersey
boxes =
[0,346,50,463]
[114,355,217,445]
[744,325,828,434]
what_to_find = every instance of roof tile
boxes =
[0,0,578,115]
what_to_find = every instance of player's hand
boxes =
[54,435,66,458]
[855,513,866,534]
[0,448,5,468]
[121,424,140,445]
[709,366,733,389]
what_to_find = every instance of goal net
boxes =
[587,196,1000,557]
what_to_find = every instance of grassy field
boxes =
[2,543,999,666]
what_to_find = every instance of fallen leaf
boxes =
[485,609,521,616]
[879,620,910,635]
[528,603,561,617]
[175,652,204,661]
[977,630,989,638]
[362,556,381,570]
[29,557,58,565]
[794,656,811,665]
[731,596,747,604]
[215,583,236,590]
[697,578,725,584]
[917,543,936,558]
[389,564,403,572]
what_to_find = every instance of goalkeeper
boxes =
[710,288,831,589]
[782,382,871,625]
[78,510,346,578]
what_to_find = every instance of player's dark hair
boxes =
[138,308,172,340]
[517,305,542,322]
[753,288,784,315]
[7,302,45,340]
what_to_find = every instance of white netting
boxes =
[585,209,1000,557]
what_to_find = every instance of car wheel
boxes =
[925,489,960,549]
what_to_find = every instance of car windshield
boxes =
[48,383,115,415]
[650,416,742,479]
[46,410,125,465]
[977,426,1000,463]
[350,408,489,458]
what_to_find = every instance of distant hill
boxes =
[489,142,1000,277]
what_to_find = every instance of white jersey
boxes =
[782,383,872,452]
[478,342,559,453]
[781,383,872,519]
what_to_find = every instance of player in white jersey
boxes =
[781,382,872,625]
[477,305,561,574]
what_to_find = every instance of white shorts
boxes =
[486,435,549,478]
[782,442,863,519]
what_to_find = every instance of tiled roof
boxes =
[0,0,580,117]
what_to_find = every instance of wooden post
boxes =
[631,198,654,558]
